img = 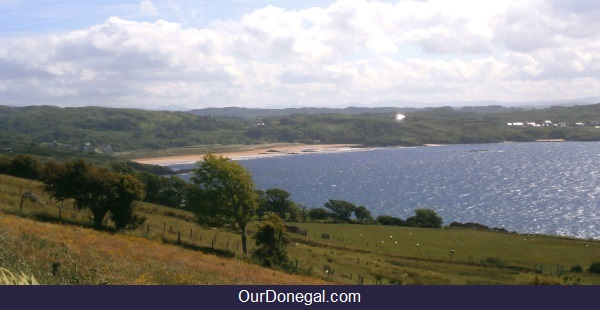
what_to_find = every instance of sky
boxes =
[1,0,600,110]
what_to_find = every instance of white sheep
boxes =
[22,191,46,207]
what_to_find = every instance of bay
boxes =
[171,142,600,240]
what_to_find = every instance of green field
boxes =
[2,173,600,285]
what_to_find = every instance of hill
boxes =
[2,173,600,285]
[1,103,600,160]
[187,106,422,118]
[0,175,330,285]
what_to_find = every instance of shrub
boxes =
[253,214,290,268]
[589,262,600,274]
[308,208,330,220]
[406,208,443,228]
[570,265,583,273]
[377,215,405,226]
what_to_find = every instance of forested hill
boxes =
[186,105,525,118]
[1,103,600,156]
[187,106,421,118]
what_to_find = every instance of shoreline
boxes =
[129,140,573,167]
[130,144,365,166]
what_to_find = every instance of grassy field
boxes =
[2,173,600,285]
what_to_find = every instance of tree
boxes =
[43,159,144,230]
[376,215,405,226]
[323,199,357,222]
[308,207,331,221]
[108,174,146,230]
[298,203,309,222]
[9,154,43,180]
[0,155,10,174]
[589,262,600,274]
[253,214,290,268]
[136,171,164,205]
[354,205,372,223]
[162,176,189,209]
[406,208,443,228]
[186,154,258,255]
[257,188,295,219]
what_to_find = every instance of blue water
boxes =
[171,142,600,240]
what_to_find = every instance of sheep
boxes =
[21,191,46,207]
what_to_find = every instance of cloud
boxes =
[140,0,159,16]
[1,0,600,109]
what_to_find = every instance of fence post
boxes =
[190,228,193,239]
[146,225,150,235]
[164,222,166,232]
[177,231,181,243]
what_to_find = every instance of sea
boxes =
[169,142,600,240]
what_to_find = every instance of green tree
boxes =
[136,171,165,205]
[257,188,295,219]
[186,154,258,255]
[161,176,189,209]
[589,262,600,274]
[253,214,290,268]
[354,205,372,223]
[323,199,357,222]
[308,207,330,220]
[297,203,309,222]
[108,174,146,230]
[376,214,405,226]
[9,154,43,180]
[0,155,10,174]
[406,208,443,228]
[43,159,144,230]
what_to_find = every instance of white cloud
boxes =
[1,0,600,109]
[140,0,159,16]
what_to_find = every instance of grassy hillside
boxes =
[2,173,600,285]
[0,174,331,285]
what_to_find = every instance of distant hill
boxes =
[186,105,537,119]
[1,103,600,159]
[186,106,426,118]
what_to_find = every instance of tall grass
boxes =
[0,268,39,285]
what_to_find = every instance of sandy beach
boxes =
[131,144,364,166]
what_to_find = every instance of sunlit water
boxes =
[171,142,600,240]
